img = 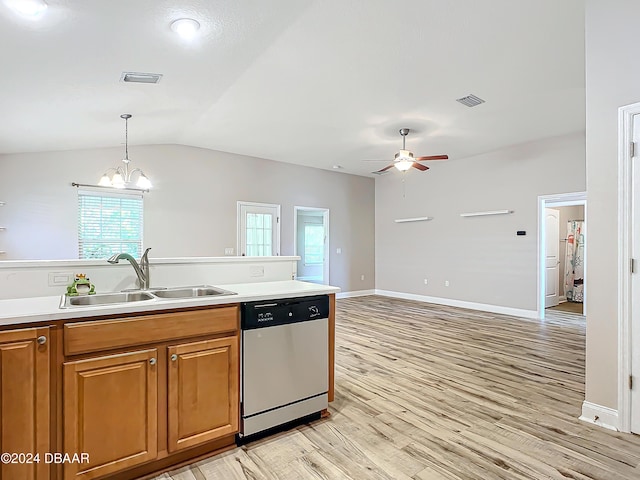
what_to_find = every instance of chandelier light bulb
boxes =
[136,173,152,190]
[111,172,125,188]
[98,174,112,187]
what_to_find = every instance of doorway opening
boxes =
[537,192,587,320]
[293,206,329,285]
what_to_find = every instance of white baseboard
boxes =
[559,296,567,303]
[336,289,376,299]
[374,290,538,319]
[579,401,619,431]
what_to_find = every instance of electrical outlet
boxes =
[336,248,342,254]
[424,279,428,285]
[361,274,365,281]
[249,265,264,277]
[445,280,450,287]
[224,247,234,255]
[49,272,73,286]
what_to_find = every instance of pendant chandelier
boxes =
[98,114,152,190]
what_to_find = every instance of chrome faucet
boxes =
[107,247,152,290]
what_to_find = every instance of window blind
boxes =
[77,189,143,259]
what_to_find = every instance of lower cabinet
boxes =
[61,305,240,480]
[167,337,239,452]
[0,327,50,480]
[63,349,158,480]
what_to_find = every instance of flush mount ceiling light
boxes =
[98,114,152,190]
[170,18,200,39]
[6,0,47,17]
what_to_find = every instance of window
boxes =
[304,224,324,264]
[77,189,143,259]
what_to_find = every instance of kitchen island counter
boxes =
[0,280,340,328]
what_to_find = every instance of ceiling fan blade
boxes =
[411,162,429,171]
[375,164,395,173]
[415,155,449,161]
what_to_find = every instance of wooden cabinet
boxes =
[63,349,158,480]
[167,337,239,452]
[61,305,240,480]
[0,327,50,480]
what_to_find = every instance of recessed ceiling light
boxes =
[170,18,200,39]
[6,0,47,17]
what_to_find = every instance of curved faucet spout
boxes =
[107,250,150,289]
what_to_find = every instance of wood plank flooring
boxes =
[153,296,640,480]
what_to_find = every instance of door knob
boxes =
[171,354,178,362]
[149,358,157,366]
[37,336,47,345]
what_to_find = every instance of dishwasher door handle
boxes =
[254,303,279,308]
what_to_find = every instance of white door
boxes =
[631,114,640,433]
[237,202,280,256]
[545,208,560,308]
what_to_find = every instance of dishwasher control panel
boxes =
[241,295,329,330]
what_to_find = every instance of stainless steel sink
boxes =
[150,285,237,299]
[59,285,236,308]
[60,291,155,308]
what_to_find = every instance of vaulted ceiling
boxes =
[0,0,585,176]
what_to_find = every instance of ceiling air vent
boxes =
[120,72,163,84]
[456,94,485,107]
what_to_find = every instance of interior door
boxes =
[631,114,640,433]
[238,202,280,256]
[545,208,560,308]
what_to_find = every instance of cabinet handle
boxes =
[171,354,178,362]
[149,358,157,366]
[37,336,47,345]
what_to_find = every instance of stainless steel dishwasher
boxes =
[239,295,329,439]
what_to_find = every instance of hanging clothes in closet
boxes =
[564,220,585,303]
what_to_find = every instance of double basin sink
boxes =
[60,285,237,308]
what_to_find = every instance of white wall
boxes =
[375,132,585,312]
[0,144,375,293]
[584,0,640,410]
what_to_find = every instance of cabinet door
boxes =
[167,336,239,452]
[0,327,50,480]
[63,349,158,480]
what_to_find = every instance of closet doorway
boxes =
[537,192,587,319]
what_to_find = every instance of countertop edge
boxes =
[0,281,341,328]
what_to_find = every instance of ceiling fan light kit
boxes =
[372,128,448,174]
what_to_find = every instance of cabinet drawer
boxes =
[64,306,238,356]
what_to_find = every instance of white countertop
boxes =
[0,280,340,327]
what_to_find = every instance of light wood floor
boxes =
[154,296,640,480]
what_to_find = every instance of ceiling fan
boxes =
[369,128,448,174]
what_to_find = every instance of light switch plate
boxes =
[49,272,73,286]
